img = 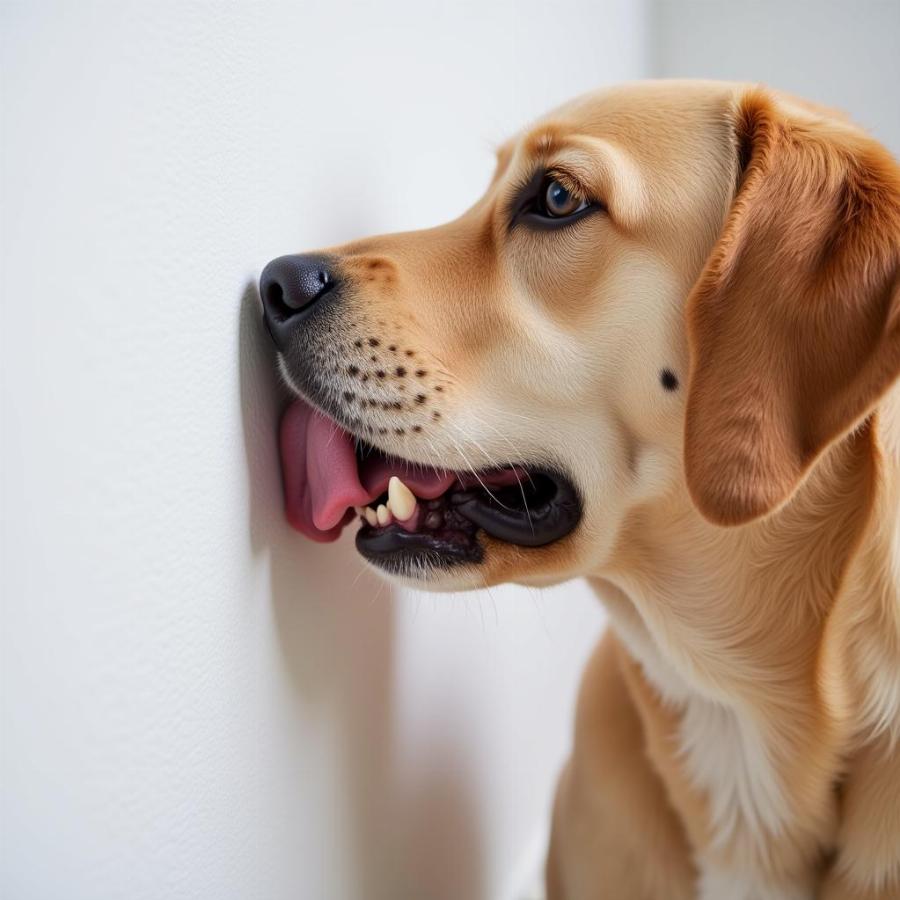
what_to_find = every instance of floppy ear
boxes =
[684,88,900,526]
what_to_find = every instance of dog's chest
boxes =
[677,693,790,854]
[606,605,796,881]
[697,867,814,900]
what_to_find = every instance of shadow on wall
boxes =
[237,283,488,900]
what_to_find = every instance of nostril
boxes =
[266,281,286,311]
[259,253,338,345]
[314,270,334,299]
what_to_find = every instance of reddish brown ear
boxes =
[684,89,900,526]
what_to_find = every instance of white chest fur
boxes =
[697,867,813,900]
[679,694,789,853]
[601,590,800,893]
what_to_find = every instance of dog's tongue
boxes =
[279,400,456,542]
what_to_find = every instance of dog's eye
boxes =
[509,170,597,230]
[540,178,589,218]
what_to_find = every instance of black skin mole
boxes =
[660,368,679,391]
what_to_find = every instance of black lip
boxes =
[356,525,483,571]
[356,489,484,574]
[450,471,581,546]
[355,469,582,576]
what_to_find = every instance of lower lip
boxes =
[355,469,582,572]
[355,491,484,568]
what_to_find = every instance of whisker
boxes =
[450,412,536,531]
[446,434,506,507]
[350,559,371,590]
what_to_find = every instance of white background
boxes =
[1,3,639,899]
[2,3,897,899]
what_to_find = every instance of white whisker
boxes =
[450,412,536,533]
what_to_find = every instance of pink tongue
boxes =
[280,400,456,542]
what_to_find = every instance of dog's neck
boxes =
[594,388,900,722]
[588,390,900,880]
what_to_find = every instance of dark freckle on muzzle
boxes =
[314,322,453,440]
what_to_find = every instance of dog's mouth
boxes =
[279,399,582,574]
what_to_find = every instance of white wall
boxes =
[1,3,646,899]
[652,0,900,156]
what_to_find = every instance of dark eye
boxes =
[540,178,589,218]
[508,170,598,230]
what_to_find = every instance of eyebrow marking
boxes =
[522,125,567,158]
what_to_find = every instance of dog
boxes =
[260,80,900,899]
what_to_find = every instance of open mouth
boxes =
[279,400,582,574]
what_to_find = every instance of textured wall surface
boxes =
[1,4,645,898]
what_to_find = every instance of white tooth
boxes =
[376,504,392,526]
[388,476,416,521]
[365,508,378,527]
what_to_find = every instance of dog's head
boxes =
[261,81,900,590]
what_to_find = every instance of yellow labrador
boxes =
[260,80,900,899]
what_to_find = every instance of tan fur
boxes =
[548,632,696,900]
[293,80,900,897]
[685,88,900,526]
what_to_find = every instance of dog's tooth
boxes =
[388,476,416,521]
[354,506,366,518]
[376,503,392,526]
[364,508,378,527]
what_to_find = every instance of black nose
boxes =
[259,254,337,348]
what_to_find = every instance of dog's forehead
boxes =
[489,80,740,264]
[498,80,739,176]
